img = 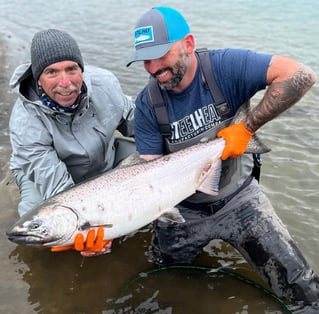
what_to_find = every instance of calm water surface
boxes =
[0,0,318,313]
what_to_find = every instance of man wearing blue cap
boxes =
[127,6,319,312]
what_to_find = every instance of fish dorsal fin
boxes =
[196,158,222,196]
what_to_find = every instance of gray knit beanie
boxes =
[31,29,84,81]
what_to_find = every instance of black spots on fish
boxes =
[147,183,163,195]
[98,205,105,211]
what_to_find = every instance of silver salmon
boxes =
[7,138,226,247]
[6,103,270,248]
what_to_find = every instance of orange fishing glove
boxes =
[217,121,253,160]
[51,227,112,256]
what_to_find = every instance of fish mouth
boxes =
[6,203,80,247]
[6,230,61,247]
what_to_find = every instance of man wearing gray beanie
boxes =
[9,29,135,256]
[31,29,85,82]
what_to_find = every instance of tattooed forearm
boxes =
[291,67,316,91]
[245,66,316,133]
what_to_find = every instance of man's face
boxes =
[38,61,83,107]
[144,41,190,91]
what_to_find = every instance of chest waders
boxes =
[146,51,319,312]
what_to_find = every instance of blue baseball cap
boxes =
[126,6,190,67]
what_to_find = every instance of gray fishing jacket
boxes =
[9,63,135,200]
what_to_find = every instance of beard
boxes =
[153,50,190,91]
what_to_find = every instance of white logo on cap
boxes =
[134,26,154,46]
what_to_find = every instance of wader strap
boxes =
[195,48,225,105]
[147,78,171,136]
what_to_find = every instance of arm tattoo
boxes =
[245,67,315,133]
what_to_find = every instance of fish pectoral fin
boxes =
[79,222,113,230]
[196,158,222,196]
[158,207,185,224]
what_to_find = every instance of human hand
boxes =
[217,121,253,160]
[51,227,112,256]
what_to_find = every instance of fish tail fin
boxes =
[246,134,271,154]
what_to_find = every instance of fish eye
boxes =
[30,221,41,230]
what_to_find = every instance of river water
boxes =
[0,0,318,313]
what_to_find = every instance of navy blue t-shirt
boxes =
[135,48,272,155]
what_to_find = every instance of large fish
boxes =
[6,103,270,248]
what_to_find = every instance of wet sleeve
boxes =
[9,102,74,199]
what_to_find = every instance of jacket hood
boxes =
[10,64,33,91]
